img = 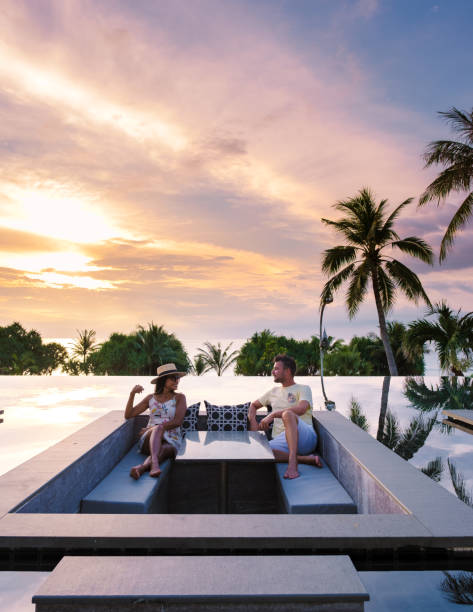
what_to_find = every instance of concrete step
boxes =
[33,554,369,611]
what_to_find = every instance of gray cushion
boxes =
[182,402,200,432]
[81,443,171,514]
[205,401,249,431]
[276,463,357,514]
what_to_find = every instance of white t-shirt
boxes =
[257,383,313,438]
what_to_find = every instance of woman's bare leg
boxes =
[272,449,322,468]
[149,425,165,477]
[130,456,151,480]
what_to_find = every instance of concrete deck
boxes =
[0,409,472,568]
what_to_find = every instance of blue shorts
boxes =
[269,418,317,455]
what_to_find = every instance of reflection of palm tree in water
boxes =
[404,376,473,414]
[441,571,473,605]
[375,376,438,460]
[404,377,473,507]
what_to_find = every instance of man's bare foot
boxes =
[306,454,323,468]
[130,465,143,480]
[284,463,300,479]
[149,464,162,478]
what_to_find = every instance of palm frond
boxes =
[346,262,369,318]
[439,106,473,141]
[448,458,473,506]
[419,160,473,205]
[385,259,431,306]
[321,246,358,274]
[320,263,355,305]
[439,191,473,261]
[381,198,413,234]
[349,397,369,432]
[420,456,443,482]
[441,571,473,605]
[380,410,400,449]
[423,139,473,166]
[390,237,433,264]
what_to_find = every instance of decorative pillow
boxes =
[204,400,250,432]
[182,402,200,432]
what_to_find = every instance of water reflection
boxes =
[441,571,473,605]
[344,376,473,507]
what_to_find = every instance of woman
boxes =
[125,363,187,479]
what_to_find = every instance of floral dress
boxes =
[139,395,182,451]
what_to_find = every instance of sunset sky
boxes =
[1,0,472,355]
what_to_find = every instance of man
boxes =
[248,354,322,479]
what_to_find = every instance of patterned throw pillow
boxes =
[182,402,200,431]
[204,400,250,431]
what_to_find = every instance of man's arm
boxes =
[248,399,263,431]
[258,400,309,430]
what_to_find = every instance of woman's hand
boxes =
[131,385,144,395]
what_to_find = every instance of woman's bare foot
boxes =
[149,463,162,478]
[130,465,145,480]
[284,461,300,479]
[306,454,323,468]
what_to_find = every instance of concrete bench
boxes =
[276,463,357,514]
[33,554,369,611]
[80,444,171,514]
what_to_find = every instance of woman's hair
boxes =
[155,375,175,395]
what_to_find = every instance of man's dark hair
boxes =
[274,353,296,376]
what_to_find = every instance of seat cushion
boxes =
[204,401,249,431]
[276,463,357,514]
[81,444,171,514]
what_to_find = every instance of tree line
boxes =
[1,311,471,376]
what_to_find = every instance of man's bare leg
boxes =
[280,410,300,479]
[272,449,322,468]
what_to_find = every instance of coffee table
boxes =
[176,431,274,512]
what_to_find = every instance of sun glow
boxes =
[1,182,117,244]
[25,271,117,290]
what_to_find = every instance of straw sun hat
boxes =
[151,363,187,384]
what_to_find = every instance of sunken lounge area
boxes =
[1,409,473,610]
[1,408,472,563]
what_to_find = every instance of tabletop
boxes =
[176,430,274,462]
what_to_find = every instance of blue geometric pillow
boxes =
[204,400,249,431]
[182,402,200,431]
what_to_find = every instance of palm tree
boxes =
[419,107,473,261]
[196,342,239,376]
[404,301,473,376]
[71,329,98,365]
[190,354,209,376]
[321,188,433,375]
[135,323,189,375]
